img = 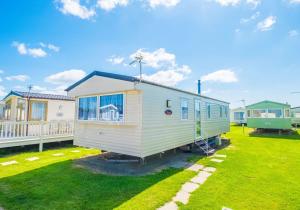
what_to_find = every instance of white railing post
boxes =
[39,122,44,152]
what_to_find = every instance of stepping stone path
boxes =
[203,167,217,173]
[210,158,224,163]
[1,160,18,166]
[26,157,39,161]
[158,154,228,209]
[213,154,227,158]
[186,163,204,172]
[157,201,178,210]
[173,190,190,204]
[52,153,64,157]
[222,207,233,210]
[71,150,81,153]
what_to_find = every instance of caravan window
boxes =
[206,103,211,119]
[78,96,97,120]
[285,109,290,118]
[30,101,47,121]
[224,106,228,118]
[268,109,282,118]
[181,99,188,120]
[252,109,267,118]
[99,94,124,121]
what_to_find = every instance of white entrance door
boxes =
[195,99,201,139]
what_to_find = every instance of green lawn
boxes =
[0,126,300,210]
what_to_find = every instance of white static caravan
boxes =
[2,91,75,122]
[66,71,230,158]
[230,107,247,124]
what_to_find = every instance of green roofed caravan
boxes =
[246,100,292,130]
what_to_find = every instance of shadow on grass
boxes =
[0,140,74,158]
[249,129,300,140]
[0,160,186,210]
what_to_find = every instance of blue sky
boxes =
[0,0,299,107]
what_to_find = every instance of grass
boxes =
[182,126,300,210]
[0,145,195,210]
[0,126,300,210]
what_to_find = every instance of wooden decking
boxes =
[0,121,74,151]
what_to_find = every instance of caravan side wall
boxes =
[68,76,143,157]
[138,83,230,157]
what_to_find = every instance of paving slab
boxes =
[203,167,216,173]
[181,182,199,193]
[26,157,39,161]
[191,171,212,184]
[186,163,204,172]
[157,201,178,210]
[1,160,18,166]
[52,153,64,157]
[172,190,190,205]
[213,154,227,158]
[210,158,224,163]
[190,175,208,184]
[222,207,233,210]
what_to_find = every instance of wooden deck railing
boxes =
[0,120,74,151]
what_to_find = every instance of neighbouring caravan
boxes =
[66,71,230,158]
[246,100,292,130]
[230,107,247,124]
[1,91,75,122]
[291,107,300,127]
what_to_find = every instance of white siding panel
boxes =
[137,83,230,157]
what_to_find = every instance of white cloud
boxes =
[6,75,30,82]
[289,0,300,4]
[148,0,180,8]
[12,42,48,58]
[27,48,47,58]
[97,0,128,11]
[130,48,176,69]
[215,0,240,6]
[107,56,125,65]
[240,11,260,24]
[40,42,60,52]
[129,48,191,86]
[47,44,60,52]
[246,0,261,8]
[0,86,7,97]
[202,89,212,95]
[257,16,276,31]
[0,70,4,74]
[289,30,299,37]
[201,69,238,83]
[57,0,96,19]
[45,69,86,85]
[141,68,188,86]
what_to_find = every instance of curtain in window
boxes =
[31,102,46,121]
[78,97,97,120]
[100,94,124,121]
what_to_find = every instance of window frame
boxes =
[206,103,211,119]
[180,98,189,120]
[267,109,283,118]
[29,100,48,121]
[99,93,125,122]
[77,92,125,122]
[251,109,267,118]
